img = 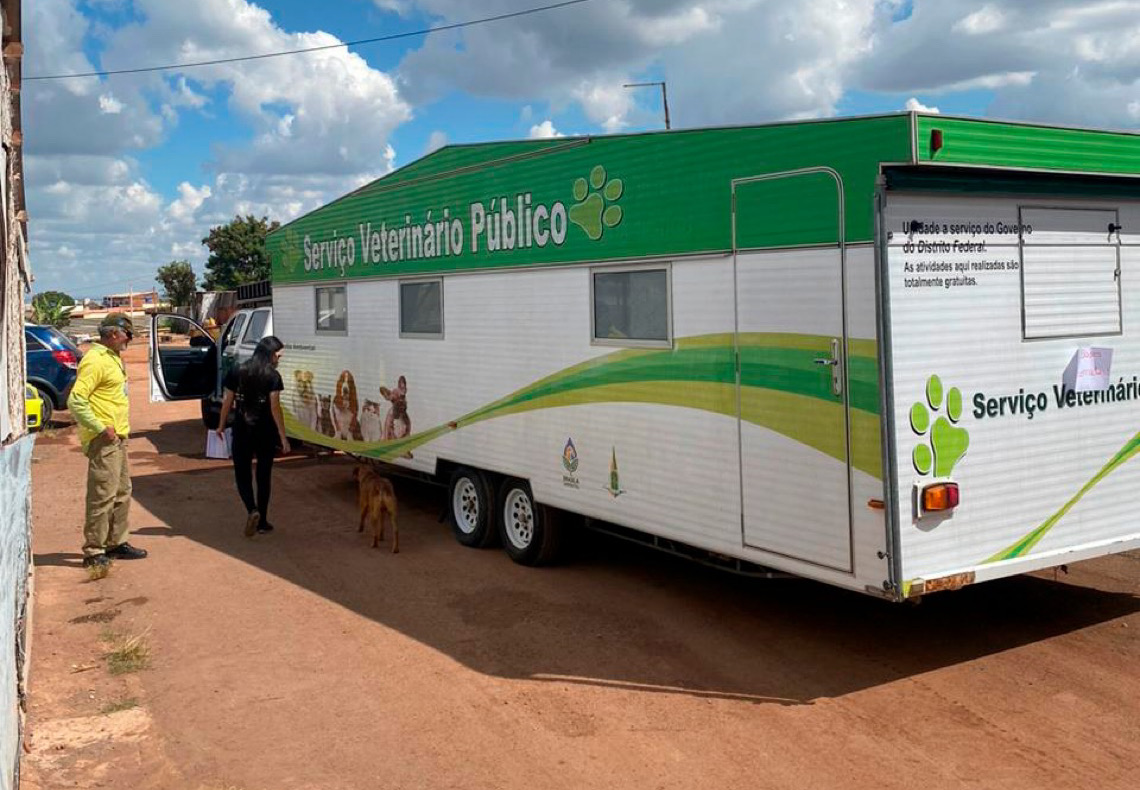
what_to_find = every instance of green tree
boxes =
[155,260,198,307]
[201,215,280,291]
[31,291,74,328]
[33,290,74,308]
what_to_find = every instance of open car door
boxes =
[149,314,219,402]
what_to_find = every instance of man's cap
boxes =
[100,313,134,334]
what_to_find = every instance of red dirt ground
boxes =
[20,344,1140,789]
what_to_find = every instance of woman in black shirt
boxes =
[215,335,291,537]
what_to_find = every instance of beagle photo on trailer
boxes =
[331,370,363,441]
[353,465,399,553]
[292,369,318,431]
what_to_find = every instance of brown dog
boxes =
[353,466,399,553]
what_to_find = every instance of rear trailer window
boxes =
[1021,207,1122,340]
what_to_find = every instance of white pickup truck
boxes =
[149,305,273,428]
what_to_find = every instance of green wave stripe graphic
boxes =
[285,333,882,478]
[984,430,1140,563]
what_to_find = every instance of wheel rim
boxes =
[452,477,481,535]
[503,488,535,550]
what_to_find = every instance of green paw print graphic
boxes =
[910,375,970,477]
[569,165,624,240]
[279,227,302,274]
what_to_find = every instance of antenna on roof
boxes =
[623,81,671,131]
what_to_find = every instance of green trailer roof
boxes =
[268,114,1140,285]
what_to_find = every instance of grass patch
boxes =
[104,630,151,675]
[99,697,138,715]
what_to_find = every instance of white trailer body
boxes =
[168,113,1139,600]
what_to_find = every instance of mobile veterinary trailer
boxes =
[258,113,1140,600]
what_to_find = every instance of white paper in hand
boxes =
[206,428,232,459]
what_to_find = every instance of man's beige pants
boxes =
[83,437,132,557]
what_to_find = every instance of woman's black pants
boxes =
[231,422,276,523]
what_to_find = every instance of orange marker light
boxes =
[922,482,960,513]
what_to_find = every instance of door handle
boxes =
[815,339,844,397]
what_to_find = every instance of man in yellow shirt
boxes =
[68,313,148,569]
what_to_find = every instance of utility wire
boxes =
[26,0,593,82]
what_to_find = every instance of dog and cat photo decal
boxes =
[291,368,412,455]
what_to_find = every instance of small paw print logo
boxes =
[911,375,970,477]
[569,165,624,241]
[279,228,303,274]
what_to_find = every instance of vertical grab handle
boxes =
[830,337,843,397]
[813,338,844,397]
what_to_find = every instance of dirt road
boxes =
[21,345,1140,789]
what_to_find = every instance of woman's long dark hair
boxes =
[237,335,284,402]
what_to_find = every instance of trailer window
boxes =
[592,267,671,347]
[400,279,443,338]
[316,286,348,334]
[1020,207,1122,340]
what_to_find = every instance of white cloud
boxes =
[905,97,940,113]
[98,94,124,114]
[943,71,1036,91]
[572,81,633,133]
[168,182,213,223]
[424,130,448,154]
[857,1,1140,128]
[528,120,563,139]
[952,5,1007,35]
[395,0,880,128]
[372,0,415,15]
[24,0,415,297]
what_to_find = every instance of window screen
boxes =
[1021,207,1121,339]
[316,286,348,333]
[593,268,670,344]
[400,280,443,337]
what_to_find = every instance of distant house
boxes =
[102,289,159,310]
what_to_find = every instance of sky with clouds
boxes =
[22,0,1140,298]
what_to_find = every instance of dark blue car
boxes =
[25,323,82,424]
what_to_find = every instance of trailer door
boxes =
[732,170,853,572]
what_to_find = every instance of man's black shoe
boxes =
[105,543,148,560]
[82,554,111,568]
[256,521,274,534]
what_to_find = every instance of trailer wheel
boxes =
[497,479,563,566]
[449,467,498,548]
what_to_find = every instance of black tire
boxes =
[33,385,54,426]
[497,478,564,566]
[448,467,498,548]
